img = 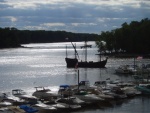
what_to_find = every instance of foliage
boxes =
[1,18,150,55]
[0,27,20,48]
[0,28,98,48]
[96,18,150,54]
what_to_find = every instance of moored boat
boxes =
[115,65,136,74]
[65,41,108,68]
[31,103,57,113]
[12,89,38,105]
[32,86,58,101]
[55,97,82,110]
[135,84,150,94]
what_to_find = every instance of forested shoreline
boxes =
[96,18,150,55]
[0,18,150,55]
[0,28,98,48]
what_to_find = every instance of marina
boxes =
[0,42,150,113]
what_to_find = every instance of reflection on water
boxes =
[0,42,150,113]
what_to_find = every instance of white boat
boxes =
[58,81,92,97]
[31,103,57,113]
[12,89,38,105]
[57,96,85,105]
[121,86,141,97]
[0,101,12,107]
[91,88,114,101]
[55,97,82,110]
[94,80,127,99]
[0,93,8,102]
[58,85,74,97]
[0,93,19,103]
[74,91,104,104]
[115,65,137,74]
[49,103,67,111]
[0,107,14,113]
[12,89,37,99]
[32,86,58,101]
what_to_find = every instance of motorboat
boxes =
[12,89,37,99]
[44,101,67,111]
[55,97,82,110]
[135,84,150,94]
[0,101,12,107]
[121,86,141,97]
[55,97,84,105]
[115,65,137,74]
[58,85,74,97]
[32,86,58,101]
[94,81,107,87]
[31,103,57,113]
[74,91,104,104]
[0,93,8,102]
[12,89,38,105]
[0,93,19,103]
[91,87,114,101]
[58,81,91,97]
[110,87,127,99]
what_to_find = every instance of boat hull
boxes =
[65,58,78,68]
[65,58,107,68]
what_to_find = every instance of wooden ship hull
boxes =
[65,57,107,68]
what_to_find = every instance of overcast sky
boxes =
[0,0,150,34]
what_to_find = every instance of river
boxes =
[0,42,150,113]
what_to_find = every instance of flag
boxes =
[137,56,143,60]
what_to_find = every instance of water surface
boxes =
[0,42,149,113]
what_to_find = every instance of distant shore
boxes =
[97,53,150,59]
[1,46,150,59]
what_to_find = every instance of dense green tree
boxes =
[1,18,150,55]
[96,18,150,54]
[0,28,98,48]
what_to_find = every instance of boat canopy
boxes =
[59,85,70,88]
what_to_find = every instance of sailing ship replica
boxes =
[65,41,108,68]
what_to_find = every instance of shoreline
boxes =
[0,45,150,59]
[97,53,150,59]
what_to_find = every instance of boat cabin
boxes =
[94,81,106,86]
[12,89,26,96]
[79,81,90,86]
[34,86,51,92]
[58,85,73,97]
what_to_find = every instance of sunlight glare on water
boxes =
[0,42,150,113]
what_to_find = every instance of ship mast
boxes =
[75,43,77,59]
[70,42,79,59]
[66,45,68,58]
[85,40,87,62]
[80,40,92,62]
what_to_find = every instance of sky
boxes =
[0,0,150,34]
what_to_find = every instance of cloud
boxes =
[8,16,17,22]
[0,0,150,33]
[41,23,65,27]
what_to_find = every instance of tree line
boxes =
[1,18,150,55]
[96,18,150,55]
[0,28,98,48]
